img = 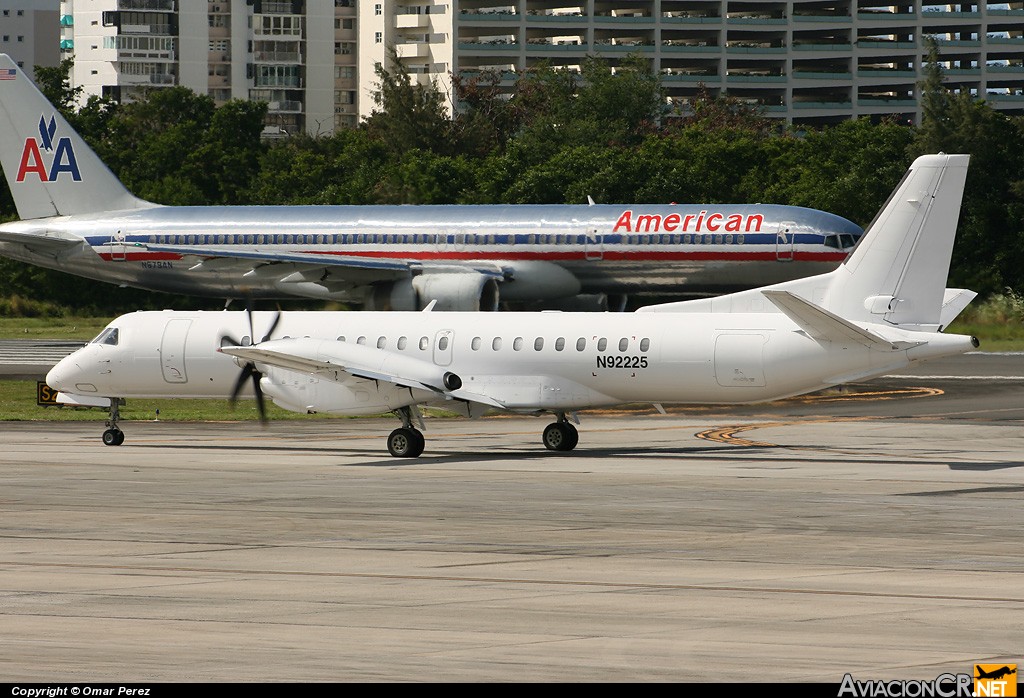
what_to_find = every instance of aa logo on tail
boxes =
[16,114,81,182]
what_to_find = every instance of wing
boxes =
[219,337,507,409]
[129,241,508,279]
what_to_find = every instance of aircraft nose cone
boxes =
[46,352,83,393]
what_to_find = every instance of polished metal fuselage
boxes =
[0,202,861,301]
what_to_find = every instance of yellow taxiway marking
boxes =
[696,387,943,447]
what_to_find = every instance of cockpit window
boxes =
[826,233,860,250]
[91,327,119,346]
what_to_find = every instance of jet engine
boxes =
[365,272,500,311]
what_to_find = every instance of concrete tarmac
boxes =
[1,367,1022,682]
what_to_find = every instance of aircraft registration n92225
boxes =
[48,153,979,457]
[0,54,863,311]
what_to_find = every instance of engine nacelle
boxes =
[365,272,500,311]
[252,337,462,415]
[263,374,425,415]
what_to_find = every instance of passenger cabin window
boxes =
[513,337,523,351]
[377,337,386,349]
[597,338,607,351]
[419,336,429,350]
[576,338,586,351]
[555,337,565,351]
[471,337,481,350]
[534,337,544,351]
[640,338,650,351]
[618,338,629,352]
[438,336,449,351]
[336,335,345,342]
[357,336,367,345]
[492,337,502,350]
[398,336,408,350]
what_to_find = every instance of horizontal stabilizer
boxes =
[762,290,920,351]
[939,288,978,329]
[0,228,85,251]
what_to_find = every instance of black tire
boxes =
[102,428,123,447]
[408,429,425,458]
[563,422,579,451]
[542,422,577,452]
[388,427,424,458]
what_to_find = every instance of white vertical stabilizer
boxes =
[0,54,153,219]
[825,153,970,329]
[639,153,971,332]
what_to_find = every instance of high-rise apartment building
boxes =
[61,0,357,136]
[57,2,1024,132]
[361,1,1024,126]
[0,0,60,73]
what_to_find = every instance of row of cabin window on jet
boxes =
[143,233,752,246]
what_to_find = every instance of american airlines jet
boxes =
[48,154,977,456]
[0,54,862,311]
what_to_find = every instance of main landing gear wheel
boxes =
[102,428,124,446]
[388,427,425,458]
[542,422,578,452]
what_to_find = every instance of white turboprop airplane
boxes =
[0,54,862,311]
[47,154,978,457]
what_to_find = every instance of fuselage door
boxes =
[584,227,603,261]
[714,333,767,388]
[110,230,127,262]
[160,319,192,384]
[776,222,795,262]
[433,329,454,367]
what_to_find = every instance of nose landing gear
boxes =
[101,398,126,446]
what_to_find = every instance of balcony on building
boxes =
[103,10,179,35]
[792,57,851,80]
[117,0,175,11]
[662,28,720,52]
[592,2,655,20]
[661,0,721,22]
[857,2,916,20]
[726,58,786,82]
[725,1,787,25]
[791,1,851,22]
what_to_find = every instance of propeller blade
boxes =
[246,301,255,342]
[251,369,268,425]
[262,310,282,343]
[229,363,255,405]
[227,301,277,425]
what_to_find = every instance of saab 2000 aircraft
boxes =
[48,154,978,457]
[0,54,862,311]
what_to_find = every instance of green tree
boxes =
[363,52,453,155]
[910,38,1024,294]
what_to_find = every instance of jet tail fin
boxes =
[0,54,152,219]
[821,153,970,329]
[639,154,973,331]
